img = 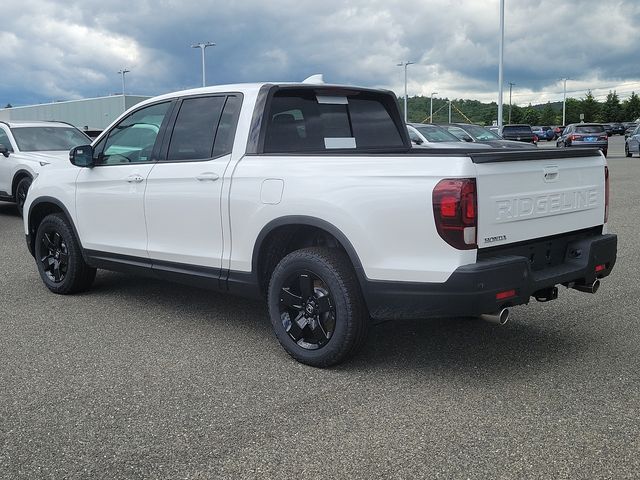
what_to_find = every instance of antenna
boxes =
[302,74,325,84]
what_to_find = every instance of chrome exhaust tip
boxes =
[572,279,600,294]
[481,308,510,325]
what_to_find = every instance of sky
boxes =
[1,0,639,108]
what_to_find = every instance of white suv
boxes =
[0,121,90,215]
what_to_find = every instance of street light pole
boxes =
[397,61,415,123]
[430,91,438,123]
[508,82,515,124]
[497,0,505,128]
[561,78,568,125]
[117,69,130,112]
[191,41,216,87]
[448,99,452,123]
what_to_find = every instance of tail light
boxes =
[598,135,608,141]
[571,134,582,141]
[533,135,538,142]
[433,178,477,250]
[604,165,609,223]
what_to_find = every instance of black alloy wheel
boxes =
[268,247,369,367]
[34,213,96,294]
[39,230,69,283]
[15,177,32,217]
[279,270,336,350]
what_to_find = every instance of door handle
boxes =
[127,174,144,183]
[196,172,220,182]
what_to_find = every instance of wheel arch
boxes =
[11,169,33,196]
[251,216,367,296]
[27,197,83,258]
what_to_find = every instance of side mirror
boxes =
[463,136,473,142]
[0,144,9,158]
[70,145,95,168]
[412,138,424,145]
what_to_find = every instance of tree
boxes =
[540,102,556,125]
[565,98,581,124]
[599,90,622,122]
[580,90,600,122]
[623,92,640,121]
[522,105,540,125]
[3,103,11,109]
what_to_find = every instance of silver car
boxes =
[625,124,640,157]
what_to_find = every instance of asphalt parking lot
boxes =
[1,135,638,479]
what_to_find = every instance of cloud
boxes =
[1,0,639,107]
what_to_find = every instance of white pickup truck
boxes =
[24,80,617,367]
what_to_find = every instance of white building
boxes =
[0,95,151,131]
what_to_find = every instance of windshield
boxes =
[12,126,90,152]
[461,124,501,140]
[414,125,461,142]
[575,125,605,134]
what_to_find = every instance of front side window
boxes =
[0,128,13,151]
[263,89,404,153]
[97,102,170,165]
[11,126,89,152]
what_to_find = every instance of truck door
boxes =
[144,94,242,270]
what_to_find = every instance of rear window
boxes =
[263,89,405,153]
[575,125,605,134]
[502,125,533,134]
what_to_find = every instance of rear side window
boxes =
[263,89,404,153]
[212,95,242,157]
[167,96,225,161]
[575,125,605,134]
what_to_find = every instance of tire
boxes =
[15,176,32,217]
[34,213,96,294]
[602,148,608,158]
[625,143,632,157]
[267,247,369,368]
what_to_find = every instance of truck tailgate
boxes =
[473,151,606,248]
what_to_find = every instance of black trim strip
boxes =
[470,148,602,163]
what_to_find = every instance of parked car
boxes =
[407,123,490,150]
[556,123,608,156]
[440,123,537,149]
[0,121,91,215]
[553,126,566,138]
[532,126,554,141]
[609,123,625,135]
[624,124,640,157]
[499,124,537,143]
[602,124,614,137]
[624,123,638,138]
[24,81,617,367]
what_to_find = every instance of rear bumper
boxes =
[363,233,617,321]
[567,142,608,150]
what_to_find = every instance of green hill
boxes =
[402,90,640,126]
